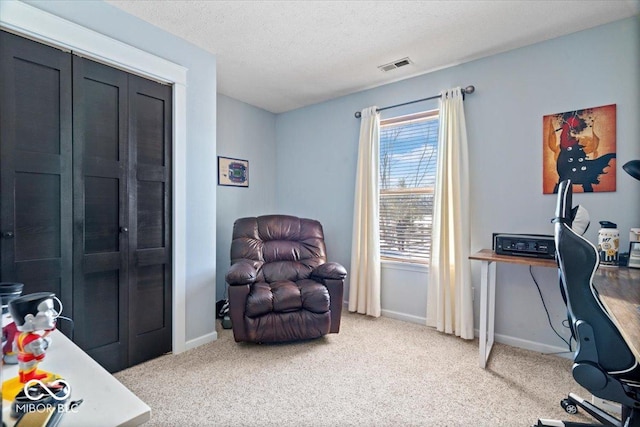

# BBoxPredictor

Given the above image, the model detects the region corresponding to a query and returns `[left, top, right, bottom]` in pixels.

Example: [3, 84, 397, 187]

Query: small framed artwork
[218, 156, 249, 187]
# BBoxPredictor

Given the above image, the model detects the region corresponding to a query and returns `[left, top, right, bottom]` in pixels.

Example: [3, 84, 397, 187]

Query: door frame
[0, 1, 193, 354]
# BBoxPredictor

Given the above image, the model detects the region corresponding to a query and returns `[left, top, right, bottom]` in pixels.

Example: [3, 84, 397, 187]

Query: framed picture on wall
[218, 156, 249, 187]
[542, 104, 617, 194]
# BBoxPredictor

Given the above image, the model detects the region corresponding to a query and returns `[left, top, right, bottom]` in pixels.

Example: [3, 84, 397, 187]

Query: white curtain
[426, 87, 474, 339]
[349, 106, 381, 317]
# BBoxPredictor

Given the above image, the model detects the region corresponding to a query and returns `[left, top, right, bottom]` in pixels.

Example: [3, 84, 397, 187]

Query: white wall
[24, 0, 218, 344]
[216, 94, 277, 300]
[275, 16, 640, 353]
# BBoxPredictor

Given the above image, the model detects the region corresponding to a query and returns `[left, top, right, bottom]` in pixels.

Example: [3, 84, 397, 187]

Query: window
[379, 110, 439, 264]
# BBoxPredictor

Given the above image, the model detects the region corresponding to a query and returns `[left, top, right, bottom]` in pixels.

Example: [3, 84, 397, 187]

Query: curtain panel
[349, 106, 381, 317]
[426, 88, 474, 339]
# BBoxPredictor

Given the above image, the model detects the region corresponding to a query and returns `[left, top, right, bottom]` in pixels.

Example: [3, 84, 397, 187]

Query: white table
[2, 328, 150, 426]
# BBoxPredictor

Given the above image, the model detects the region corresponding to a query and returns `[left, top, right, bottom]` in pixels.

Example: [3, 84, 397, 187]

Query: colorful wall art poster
[543, 104, 616, 194]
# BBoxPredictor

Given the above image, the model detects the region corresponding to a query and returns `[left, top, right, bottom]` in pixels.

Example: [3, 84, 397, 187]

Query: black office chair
[536, 179, 640, 427]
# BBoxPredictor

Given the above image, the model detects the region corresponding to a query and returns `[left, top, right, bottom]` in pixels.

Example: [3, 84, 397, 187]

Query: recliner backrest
[230, 215, 327, 283]
[555, 180, 636, 373]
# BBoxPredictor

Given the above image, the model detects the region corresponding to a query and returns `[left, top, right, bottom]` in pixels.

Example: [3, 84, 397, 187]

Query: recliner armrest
[311, 262, 347, 280]
[226, 262, 257, 286]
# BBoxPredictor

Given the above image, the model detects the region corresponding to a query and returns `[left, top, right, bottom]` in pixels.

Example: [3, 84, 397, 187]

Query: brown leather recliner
[225, 215, 346, 343]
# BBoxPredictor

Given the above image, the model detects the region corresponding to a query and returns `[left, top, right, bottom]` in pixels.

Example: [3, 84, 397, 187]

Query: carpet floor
[114, 311, 594, 426]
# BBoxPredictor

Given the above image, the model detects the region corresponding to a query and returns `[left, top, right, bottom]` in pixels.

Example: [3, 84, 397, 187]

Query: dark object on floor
[221, 316, 232, 329]
[225, 215, 346, 343]
[216, 299, 232, 329]
[535, 180, 640, 427]
[216, 299, 229, 319]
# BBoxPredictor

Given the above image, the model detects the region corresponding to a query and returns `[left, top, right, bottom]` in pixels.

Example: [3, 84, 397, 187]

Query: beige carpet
[115, 312, 593, 426]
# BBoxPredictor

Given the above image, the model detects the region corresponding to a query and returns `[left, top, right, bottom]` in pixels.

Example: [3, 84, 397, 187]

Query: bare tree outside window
[379, 111, 439, 263]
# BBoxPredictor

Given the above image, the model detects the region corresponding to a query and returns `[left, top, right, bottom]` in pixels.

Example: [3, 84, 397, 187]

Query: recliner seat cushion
[245, 310, 330, 343]
[245, 279, 330, 318]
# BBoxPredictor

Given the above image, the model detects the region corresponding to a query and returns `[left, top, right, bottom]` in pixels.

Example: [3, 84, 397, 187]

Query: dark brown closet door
[2, 32, 173, 371]
[72, 56, 129, 372]
[0, 31, 73, 328]
[128, 75, 172, 366]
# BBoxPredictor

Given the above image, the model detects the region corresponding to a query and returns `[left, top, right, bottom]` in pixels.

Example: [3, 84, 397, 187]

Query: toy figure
[9, 292, 58, 382]
[2, 292, 60, 400]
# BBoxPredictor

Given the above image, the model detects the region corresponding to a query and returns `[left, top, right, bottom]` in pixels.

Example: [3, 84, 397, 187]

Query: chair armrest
[311, 262, 347, 280]
[226, 262, 257, 286]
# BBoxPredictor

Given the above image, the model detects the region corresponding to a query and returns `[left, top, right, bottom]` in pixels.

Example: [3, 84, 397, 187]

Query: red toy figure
[8, 292, 58, 383]
[1, 281, 24, 364]
[2, 320, 19, 364]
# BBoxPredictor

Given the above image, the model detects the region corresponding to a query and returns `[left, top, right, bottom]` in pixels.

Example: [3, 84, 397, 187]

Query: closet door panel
[73, 56, 128, 373]
[0, 31, 72, 322]
[84, 176, 120, 253]
[14, 51, 64, 155]
[128, 74, 172, 366]
[137, 180, 164, 249]
[82, 270, 120, 349]
[14, 173, 61, 260]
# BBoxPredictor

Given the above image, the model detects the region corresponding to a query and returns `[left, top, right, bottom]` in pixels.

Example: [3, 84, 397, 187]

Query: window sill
[381, 260, 428, 273]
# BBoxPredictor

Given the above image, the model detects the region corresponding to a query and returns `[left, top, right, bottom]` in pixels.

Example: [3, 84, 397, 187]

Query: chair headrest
[570, 205, 590, 236]
[555, 180, 573, 223]
[553, 180, 590, 236]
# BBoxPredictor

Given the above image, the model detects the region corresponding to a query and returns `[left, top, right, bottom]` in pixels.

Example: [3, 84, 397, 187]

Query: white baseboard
[489, 331, 573, 359]
[380, 314, 571, 358]
[185, 330, 218, 351]
[342, 300, 428, 325]
[381, 309, 426, 325]
[345, 300, 572, 358]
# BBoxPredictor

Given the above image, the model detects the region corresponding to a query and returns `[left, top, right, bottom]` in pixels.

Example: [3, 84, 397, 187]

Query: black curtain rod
[354, 85, 475, 118]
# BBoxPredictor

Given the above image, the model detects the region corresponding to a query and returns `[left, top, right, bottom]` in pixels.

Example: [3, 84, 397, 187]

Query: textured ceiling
[106, 0, 640, 113]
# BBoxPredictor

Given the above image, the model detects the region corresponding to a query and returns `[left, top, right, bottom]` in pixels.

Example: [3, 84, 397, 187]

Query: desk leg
[479, 260, 496, 368]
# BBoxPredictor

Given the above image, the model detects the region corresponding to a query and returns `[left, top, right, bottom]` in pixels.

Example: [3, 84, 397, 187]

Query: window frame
[379, 109, 439, 265]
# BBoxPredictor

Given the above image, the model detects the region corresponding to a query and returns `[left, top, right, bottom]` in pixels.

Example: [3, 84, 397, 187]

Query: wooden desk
[592, 266, 640, 360]
[469, 249, 640, 368]
[2, 329, 151, 426]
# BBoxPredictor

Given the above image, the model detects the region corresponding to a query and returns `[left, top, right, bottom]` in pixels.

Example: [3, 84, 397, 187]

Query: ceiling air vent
[378, 57, 412, 72]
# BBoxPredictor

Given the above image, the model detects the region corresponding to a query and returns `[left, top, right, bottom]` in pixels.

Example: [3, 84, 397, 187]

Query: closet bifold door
[72, 56, 129, 372]
[128, 75, 172, 366]
[0, 31, 73, 332]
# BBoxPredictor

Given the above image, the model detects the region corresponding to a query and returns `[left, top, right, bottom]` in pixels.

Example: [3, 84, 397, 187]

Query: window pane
[380, 115, 438, 191]
[379, 112, 438, 263]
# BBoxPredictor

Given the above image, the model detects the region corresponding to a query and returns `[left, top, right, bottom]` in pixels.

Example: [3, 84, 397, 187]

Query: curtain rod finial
[464, 85, 475, 94]
[355, 111, 362, 118]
